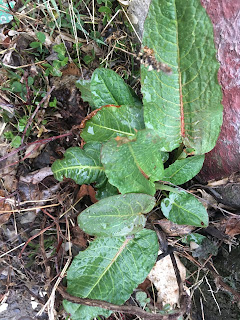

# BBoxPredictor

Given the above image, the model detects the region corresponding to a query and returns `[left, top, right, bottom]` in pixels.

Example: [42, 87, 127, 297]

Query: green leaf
[101, 129, 165, 195]
[51, 143, 106, 186]
[135, 291, 150, 307]
[17, 116, 28, 132]
[63, 300, 111, 320]
[182, 233, 206, 245]
[81, 105, 145, 143]
[11, 135, 21, 148]
[78, 193, 155, 237]
[53, 43, 66, 55]
[11, 81, 22, 93]
[141, 0, 223, 154]
[76, 79, 95, 108]
[91, 68, 142, 108]
[64, 229, 159, 320]
[98, 6, 111, 14]
[36, 31, 46, 44]
[30, 41, 41, 49]
[161, 191, 208, 227]
[162, 155, 205, 185]
[95, 180, 118, 200]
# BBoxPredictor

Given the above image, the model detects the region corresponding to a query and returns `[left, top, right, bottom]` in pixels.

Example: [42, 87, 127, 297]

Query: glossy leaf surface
[101, 129, 165, 195]
[162, 155, 205, 185]
[161, 191, 208, 227]
[78, 193, 155, 237]
[64, 229, 159, 320]
[141, 0, 223, 154]
[91, 68, 142, 108]
[81, 105, 145, 143]
[51, 143, 106, 185]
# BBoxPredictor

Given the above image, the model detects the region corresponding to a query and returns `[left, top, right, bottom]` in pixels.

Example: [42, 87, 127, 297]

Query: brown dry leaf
[0, 147, 19, 192]
[80, 41, 102, 56]
[156, 219, 195, 236]
[71, 226, 89, 249]
[76, 184, 97, 203]
[61, 62, 81, 76]
[224, 217, 240, 238]
[24, 143, 45, 159]
[19, 167, 53, 185]
[0, 190, 13, 226]
[192, 189, 217, 209]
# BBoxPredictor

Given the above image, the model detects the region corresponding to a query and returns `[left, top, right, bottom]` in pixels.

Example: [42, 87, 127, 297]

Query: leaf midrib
[173, 2, 185, 139]
[53, 165, 104, 174]
[85, 237, 132, 298]
[89, 122, 136, 136]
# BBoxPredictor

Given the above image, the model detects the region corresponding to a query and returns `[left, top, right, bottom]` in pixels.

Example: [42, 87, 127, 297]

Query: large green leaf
[101, 129, 165, 195]
[78, 193, 155, 237]
[81, 105, 145, 143]
[64, 229, 159, 320]
[141, 0, 223, 154]
[51, 143, 106, 185]
[91, 68, 142, 108]
[162, 155, 205, 185]
[161, 191, 208, 227]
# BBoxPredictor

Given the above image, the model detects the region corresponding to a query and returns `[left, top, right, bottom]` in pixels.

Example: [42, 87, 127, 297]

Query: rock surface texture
[199, 0, 240, 181]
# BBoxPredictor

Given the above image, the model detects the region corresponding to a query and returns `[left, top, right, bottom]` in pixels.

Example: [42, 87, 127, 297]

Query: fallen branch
[57, 285, 188, 320]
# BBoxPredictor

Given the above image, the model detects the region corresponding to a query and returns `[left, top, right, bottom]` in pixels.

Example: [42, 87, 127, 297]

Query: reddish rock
[199, 0, 240, 181]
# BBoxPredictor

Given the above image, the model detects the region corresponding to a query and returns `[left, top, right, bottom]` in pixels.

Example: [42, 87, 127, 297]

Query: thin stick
[0, 132, 72, 165]
[57, 285, 186, 320]
[2, 60, 46, 69]
[0, 243, 25, 258]
[0, 202, 59, 214]
[205, 276, 221, 314]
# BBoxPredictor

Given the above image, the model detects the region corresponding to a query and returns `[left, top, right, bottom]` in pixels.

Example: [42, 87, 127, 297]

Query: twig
[0, 132, 72, 166]
[180, 251, 240, 302]
[2, 60, 46, 69]
[57, 285, 188, 320]
[0, 202, 59, 214]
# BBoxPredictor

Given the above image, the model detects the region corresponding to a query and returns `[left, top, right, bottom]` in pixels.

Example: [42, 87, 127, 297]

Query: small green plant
[51, 0, 223, 319]
[43, 43, 68, 77]
[30, 31, 49, 55]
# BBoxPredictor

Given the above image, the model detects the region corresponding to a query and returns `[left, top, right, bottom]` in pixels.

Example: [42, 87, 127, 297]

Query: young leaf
[81, 105, 145, 143]
[78, 193, 155, 237]
[91, 68, 142, 108]
[182, 233, 206, 245]
[51, 143, 106, 186]
[101, 129, 165, 195]
[76, 79, 96, 108]
[162, 155, 205, 185]
[64, 229, 159, 320]
[141, 0, 223, 154]
[161, 191, 208, 227]
[36, 31, 46, 44]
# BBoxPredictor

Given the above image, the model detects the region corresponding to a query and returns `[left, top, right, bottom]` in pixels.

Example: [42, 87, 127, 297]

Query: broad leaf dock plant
[51, 0, 223, 319]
